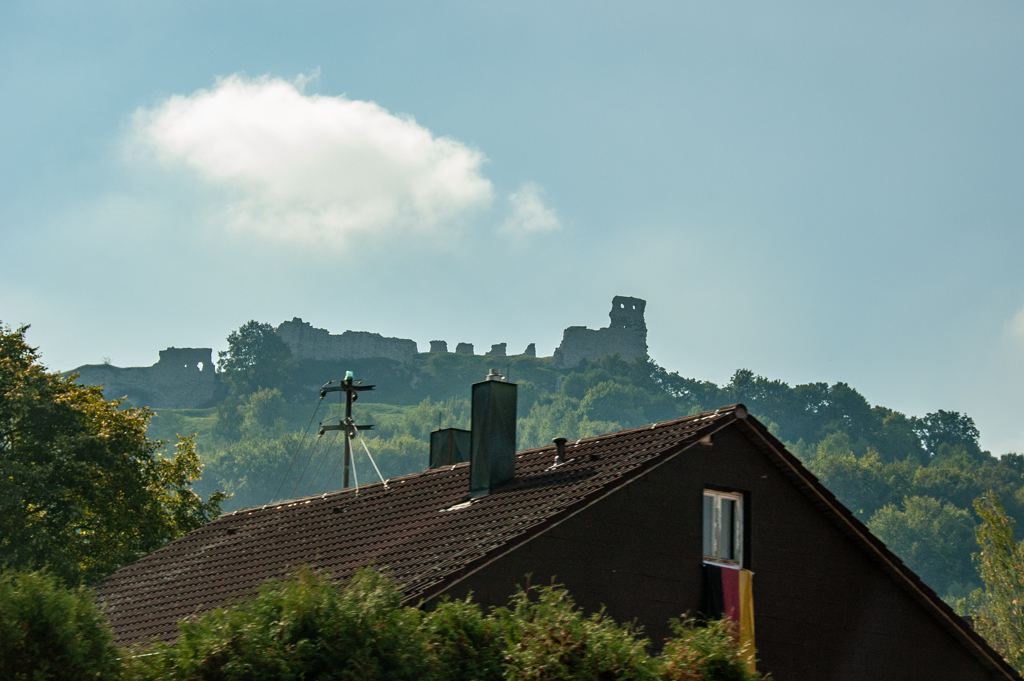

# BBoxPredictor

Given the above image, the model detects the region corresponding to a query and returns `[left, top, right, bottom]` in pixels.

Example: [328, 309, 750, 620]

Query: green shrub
[495, 581, 660, 681]
[0, 569, 121, 681]
[422, 596, 504, 681]
[660, 616, 762, 681]
[129, 567, 429, 681]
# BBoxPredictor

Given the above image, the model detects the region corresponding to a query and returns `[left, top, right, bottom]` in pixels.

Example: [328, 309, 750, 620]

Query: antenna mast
[319, 371, 375, 488]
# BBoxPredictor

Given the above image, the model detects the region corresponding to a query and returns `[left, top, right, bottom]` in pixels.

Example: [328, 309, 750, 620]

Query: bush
[422, 596, 504, 681]
[119, 567, 766, 681]
[0, 569, 121, 681]
[495, 581, 660, 681]
[660, 617, 762, 681]
[129, 567, 429, 681]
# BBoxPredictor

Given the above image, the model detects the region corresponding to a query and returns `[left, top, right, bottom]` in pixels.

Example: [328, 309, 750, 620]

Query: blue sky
[3, 1, 1024, 452]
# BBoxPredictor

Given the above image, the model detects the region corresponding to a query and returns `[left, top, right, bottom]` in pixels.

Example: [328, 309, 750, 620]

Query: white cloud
[132, 74, 494, 249]
[503, 182, 561, 233]
[1010, 305, 1024, 342]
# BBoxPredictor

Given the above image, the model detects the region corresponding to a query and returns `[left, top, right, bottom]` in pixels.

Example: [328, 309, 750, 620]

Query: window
[703, 490, 743, 565]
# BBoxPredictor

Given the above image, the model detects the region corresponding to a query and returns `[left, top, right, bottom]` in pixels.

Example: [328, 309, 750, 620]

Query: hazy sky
[3, 1, 1023, 453]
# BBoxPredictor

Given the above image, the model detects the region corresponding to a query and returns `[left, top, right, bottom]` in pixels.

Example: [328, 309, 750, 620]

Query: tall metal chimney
[469, 370, 517, 498]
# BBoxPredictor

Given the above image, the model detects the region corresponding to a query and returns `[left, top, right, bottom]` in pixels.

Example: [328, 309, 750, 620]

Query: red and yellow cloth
[702, 564, 756, 673]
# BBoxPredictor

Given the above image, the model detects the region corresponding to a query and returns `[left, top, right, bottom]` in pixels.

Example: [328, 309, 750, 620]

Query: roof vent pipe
[469, 372, 517, 498]
[553, 437, 567, 465]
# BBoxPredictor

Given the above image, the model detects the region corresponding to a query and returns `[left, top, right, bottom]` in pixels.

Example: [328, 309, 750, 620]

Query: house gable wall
[435, 425, 993, 681]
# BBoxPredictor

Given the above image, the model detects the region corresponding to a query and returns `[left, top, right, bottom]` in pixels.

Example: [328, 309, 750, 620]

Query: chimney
[553, 437, 568, 465]
[469, 370, 517, 498]
[429, 428, 471, 469]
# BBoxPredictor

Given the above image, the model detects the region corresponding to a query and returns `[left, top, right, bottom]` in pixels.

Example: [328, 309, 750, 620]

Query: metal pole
[343, 375, 353, 488]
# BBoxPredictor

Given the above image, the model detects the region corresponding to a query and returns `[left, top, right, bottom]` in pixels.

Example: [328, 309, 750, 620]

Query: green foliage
[123, 567, 761, 681]
[0, 322, 224, 584]
[803, 433, 893, 517]
[218, 321, 295, 397]
[367, 397, 471, 442]
[353, 434, 428, 481]
[660, 617, 761, 681]
[914, 410, 985, 462]
[421, 596, 505, 681]
[495, 581, 660, 681]
[197, 431, 304, 510]
[580, 380, 646, 424]
[0, 569, 121, 681]
[963, 494, 1024, 673]
[129, 567, 430, 681]
[868, 496, 977, 594]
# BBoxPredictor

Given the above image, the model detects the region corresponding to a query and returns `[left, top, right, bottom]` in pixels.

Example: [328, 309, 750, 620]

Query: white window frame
[703, 489, 744, 567]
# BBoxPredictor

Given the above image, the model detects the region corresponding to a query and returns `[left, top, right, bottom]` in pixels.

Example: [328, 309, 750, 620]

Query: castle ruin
[69, 347, 221, 409]
[551, 296, 648, 368]
[275, 318, 418, 365]
[70, 296, 648, 408]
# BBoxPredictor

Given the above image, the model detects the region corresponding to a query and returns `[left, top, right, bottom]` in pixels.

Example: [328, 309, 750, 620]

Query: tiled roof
[94, 406, 742, 648]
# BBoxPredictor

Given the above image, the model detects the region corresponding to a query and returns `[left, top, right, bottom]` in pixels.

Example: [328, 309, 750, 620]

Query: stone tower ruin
[551, 295, 648, 368]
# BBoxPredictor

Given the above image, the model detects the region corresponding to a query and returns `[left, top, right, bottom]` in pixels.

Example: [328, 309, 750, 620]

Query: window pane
[703, 494, 714, 557]
[721, 498, 735, 560]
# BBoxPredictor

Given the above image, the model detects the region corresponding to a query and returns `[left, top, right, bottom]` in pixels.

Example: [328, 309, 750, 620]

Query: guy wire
[356, 431, 388, 489]
[321, 432, 349, 494]
[271, 394, 323, 503]
[304, 428, 338, 497]
[350, 436, 359, 495]
[289, 431, 324, 500]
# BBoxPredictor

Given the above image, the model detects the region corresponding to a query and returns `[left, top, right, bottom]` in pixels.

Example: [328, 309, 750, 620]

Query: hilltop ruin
[70, 347, 221, 409]
[70, 296, 648, 408]
[276, 318, 418, 365]
[551, 296, 648, 368]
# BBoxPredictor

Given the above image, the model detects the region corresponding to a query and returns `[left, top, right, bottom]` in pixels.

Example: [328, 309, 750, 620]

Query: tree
[217, 321, 295, 397]
[963, 494, 1024, 673]
[868, 496, 976, 596]
[0, 323, 224, 584]
[580, 380, 645, 426]
[0, 569, 121, 681]
[913, 410, 984, 461]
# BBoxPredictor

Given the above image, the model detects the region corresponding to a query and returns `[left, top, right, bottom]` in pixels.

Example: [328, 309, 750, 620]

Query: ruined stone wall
[275, 318, 418, 365]
[70, 296, 647, 408]
[551, 296, 648, 368]
[70, 348, 221, 409]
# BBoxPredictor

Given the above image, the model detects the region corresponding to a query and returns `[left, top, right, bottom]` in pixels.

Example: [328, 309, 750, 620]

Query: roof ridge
[514, 404, 743, 455]
[229, 406, 744, 517]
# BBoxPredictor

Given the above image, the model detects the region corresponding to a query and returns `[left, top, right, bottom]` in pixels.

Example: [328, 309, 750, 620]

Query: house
[94, 376, 1020, 680]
